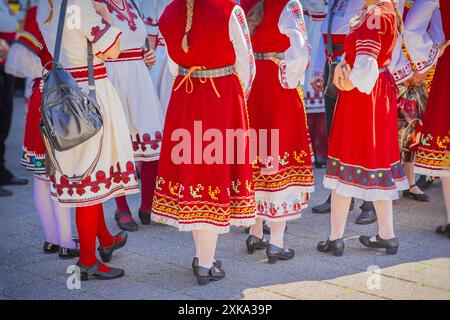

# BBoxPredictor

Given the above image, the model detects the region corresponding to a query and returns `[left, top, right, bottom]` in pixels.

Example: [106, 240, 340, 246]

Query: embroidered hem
[131, 132, 162, 162]
[415, 148, 450, 177]
[21, 148, 46, 174]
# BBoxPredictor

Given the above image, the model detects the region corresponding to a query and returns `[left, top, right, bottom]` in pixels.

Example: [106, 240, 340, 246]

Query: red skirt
[21, 78, 46, 175]
[324, 70, 409, 201]
[248, 60, 314, 222]
[151, 73, 256, 233]
[414, 51, 450, 177]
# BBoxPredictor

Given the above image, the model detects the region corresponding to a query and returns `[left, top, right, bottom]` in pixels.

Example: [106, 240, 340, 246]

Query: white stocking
[373, 200, 395, 240]
[33, 176, 59, 245]
[51, 200, 76, 249]
[330, 190, 352, 241]
[441, 177, 450, 224]
[269, 221, 286, 248]
[249, 217, 264, 239]
[192, 229, 219, 269]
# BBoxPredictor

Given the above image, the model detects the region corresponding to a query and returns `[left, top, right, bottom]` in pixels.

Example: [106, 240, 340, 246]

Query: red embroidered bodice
[242, 0, 291, 53]
[344, 1, 398, 68]
[159, 0, 238, 69]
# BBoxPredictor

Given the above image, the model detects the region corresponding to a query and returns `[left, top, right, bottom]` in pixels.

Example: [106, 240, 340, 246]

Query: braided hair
[181, 0, 194, 53]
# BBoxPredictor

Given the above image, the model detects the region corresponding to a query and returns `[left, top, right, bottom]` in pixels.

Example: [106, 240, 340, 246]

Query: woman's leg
[76, 205, 100, 267]
[95, 204, 115, 247]
[192, 229, 219, 269]
[329, 190, 352, 240]
[249, 217, 264, 239]
[139, 161, 158, 213]
[51, 200, 76, 249]
[405, 161, 425, 194]
[442, 176, 450, 224]
[33, 176, 59, 245]
[372, 200, 395, 240]
[268, 221, 286, 248]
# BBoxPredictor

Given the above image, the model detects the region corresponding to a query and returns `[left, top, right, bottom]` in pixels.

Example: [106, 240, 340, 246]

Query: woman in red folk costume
[152, 0, 256, 285]
[404, 0, 450, 238]
[38, 0, 139, 280]
[5, 3, 79, 258]
[95, 0, 164, 232]
[241, 0, 313, 263]
[318, 0, 409, 256]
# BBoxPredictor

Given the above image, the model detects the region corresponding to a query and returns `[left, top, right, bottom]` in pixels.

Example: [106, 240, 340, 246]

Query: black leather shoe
[266, 244, 295, 264]
[58, 240, 80, 259]
[115, 211, 139, 232]
[0, 170, 28, 186]
[195, 265, 225, 285]
[138, 211, 151, 225]
[403, 184, 430, 202]
[244, 221, 271, 235]
[43, 241, 60, 254]
[436, 224, 450, 239]
[192, 257, 223, 276]
[359, 235, 399, 255]
[77, 262, 124, 281]
[98, 231, 128, 263]
[416, 175, 435, 190]
[0, 186, 12, 197]
[246, 235, 269, 254]
[317, 238, 344, 257]
[355, 201, 377, 225]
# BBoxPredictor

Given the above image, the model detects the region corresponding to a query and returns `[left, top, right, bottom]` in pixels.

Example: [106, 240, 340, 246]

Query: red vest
[159, 0, 238, 69]
[440, 0, 449, 38]
[242, 0, 291, 53]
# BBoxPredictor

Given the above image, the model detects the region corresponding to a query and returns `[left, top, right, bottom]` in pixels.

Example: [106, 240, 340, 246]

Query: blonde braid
[389, 0, 404, 34]
[181, 0, 194, 53]
[44, 0, 53, 24]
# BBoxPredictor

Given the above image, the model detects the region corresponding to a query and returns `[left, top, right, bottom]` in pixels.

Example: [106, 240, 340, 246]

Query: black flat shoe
[77, 262, 124, 281]
[436, 224, 450, 238]
[317, 238, 344, 257]
[43, 241, 60, 254]
[244, 221, 271, 235]
[355, 202, 377, 225]
[0, 170, 28, 186]
[115, 211, 139, 232]
[58, 240, 80, 259]
[416, 175, 435, 190]
[266, 244, 295, 264]
[138, 211, 151, 225]
[359, 235, 399, 255]
[246, 235, 269, 254]
[195, 265, 225, 286]
[98, 231, 128, 263]
[192, 257, 223, 276]
[0, 186, 12, 197]
[403, 185, 430, 202]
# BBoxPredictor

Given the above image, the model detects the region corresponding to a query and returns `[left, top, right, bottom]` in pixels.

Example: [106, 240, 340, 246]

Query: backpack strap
[53, 0, 68, 63]
[129, 0, 151, 50]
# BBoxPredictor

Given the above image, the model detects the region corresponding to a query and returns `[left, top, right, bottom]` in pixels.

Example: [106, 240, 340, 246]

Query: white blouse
[168, 5, 256, 99]
[404, 0, 442, 74]
[277, 0, 311, 89]
[137, 0, 171, 37]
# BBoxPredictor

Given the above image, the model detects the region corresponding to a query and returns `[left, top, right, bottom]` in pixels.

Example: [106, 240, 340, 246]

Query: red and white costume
[302, 0, 326, 113]
[152, 0, 256, 233]
[324, 0, 409, 201]
[138, 0, 173, 117]
[37, 0, 139, 207]
[97, 0, 164, 162]
[404, 0, 449, 177]
[241, 0, 314, 222]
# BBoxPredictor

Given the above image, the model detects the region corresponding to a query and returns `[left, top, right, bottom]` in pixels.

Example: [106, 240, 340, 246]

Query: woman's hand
[333, 60, 346, 90]
[339, 63, 355, 91]
[0, 39, 9, 60]
[143, 48, 157, 67]
[412, 71, 427, 86]
[439, 39, 450, 58]
[92, 1, 113, 25]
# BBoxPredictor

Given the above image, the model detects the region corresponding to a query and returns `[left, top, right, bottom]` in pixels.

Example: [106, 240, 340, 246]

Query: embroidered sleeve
[389, 0, 413, 85]
[229, 5, 256, 99]
[139, 0, 159, 36]
[74, 0, 122, 56]
[278, 0, 311, 89]
[404, 0, 440, 74]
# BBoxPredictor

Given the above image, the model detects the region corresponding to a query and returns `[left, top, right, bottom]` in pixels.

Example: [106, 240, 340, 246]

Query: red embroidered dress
[405, 0, 449, 177]
[151, 0, 256, 233]
[242, 0, 314, 222]
[324, 0, 409, 201]
[38, 0, 139, 207]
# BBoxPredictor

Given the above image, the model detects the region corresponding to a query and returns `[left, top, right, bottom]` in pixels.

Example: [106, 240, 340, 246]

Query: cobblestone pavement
[0, 98, 449, 300]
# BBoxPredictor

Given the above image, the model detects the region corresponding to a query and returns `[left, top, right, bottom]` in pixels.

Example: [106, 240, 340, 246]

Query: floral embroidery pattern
[91, 19, 112, 43]
[99, 0, 138, 32]
[415, 43, 439, 72]
[132, 132, 163, 152]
